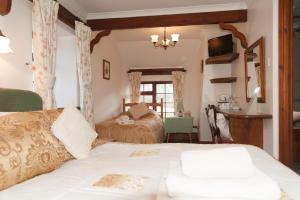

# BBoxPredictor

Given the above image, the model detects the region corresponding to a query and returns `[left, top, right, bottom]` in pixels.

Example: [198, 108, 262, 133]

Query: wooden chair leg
[188, 133, 192, 143]
[167, 133, 170, 143]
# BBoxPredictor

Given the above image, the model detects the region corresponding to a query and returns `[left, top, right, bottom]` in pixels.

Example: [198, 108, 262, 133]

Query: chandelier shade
[150, 27, 179, 50]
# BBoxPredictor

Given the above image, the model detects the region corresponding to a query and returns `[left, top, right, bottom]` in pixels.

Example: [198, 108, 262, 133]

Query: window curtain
[128, 72, 142, 103]
[171, 71, 185, 113]
[75, 21, 95, 128]
[32, 0, 59, 109]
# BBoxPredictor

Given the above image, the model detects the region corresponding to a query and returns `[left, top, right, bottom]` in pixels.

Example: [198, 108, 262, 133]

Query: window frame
[140, 81, 174, 117]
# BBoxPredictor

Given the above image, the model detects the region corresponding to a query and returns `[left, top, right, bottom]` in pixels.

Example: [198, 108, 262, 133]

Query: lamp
[150, 27, 179, 50]
[0, 29, 12, 53]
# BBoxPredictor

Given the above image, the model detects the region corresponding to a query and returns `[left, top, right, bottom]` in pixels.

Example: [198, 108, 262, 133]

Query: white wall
[91, 34, 126, 123]
[231, 0, 275, 155]
[117, 39, 204, 132]
[200, 27, 234, 141]
[55, 34, 79, 107]
[231, 23, 247, 107]
[0, 1, 79, 109]
[0, 0, 33, 90]
[54, 21, 79, 108]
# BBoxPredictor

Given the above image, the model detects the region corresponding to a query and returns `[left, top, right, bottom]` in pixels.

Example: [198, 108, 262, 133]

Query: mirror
[244, 37, 265, 103]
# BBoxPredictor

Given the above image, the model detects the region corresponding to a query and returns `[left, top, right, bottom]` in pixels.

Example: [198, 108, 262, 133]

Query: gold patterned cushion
[0, 109, 108, 190]
[0, 120, 73, 190]
[0, 109, 74, 161]
[0, 109, 63, 126]
[92, 138, 108, 149]
[128, 103, 149, 120]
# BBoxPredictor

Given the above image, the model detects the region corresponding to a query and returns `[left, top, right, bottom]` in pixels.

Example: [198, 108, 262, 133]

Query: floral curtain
[32, 0, 59, 109]
[75, 21, 95, 128]
[128, 72, 142, 103]
[172, 71, 185, 113]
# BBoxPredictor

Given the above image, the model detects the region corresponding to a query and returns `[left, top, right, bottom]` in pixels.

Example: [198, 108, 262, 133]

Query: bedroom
[0, 0, 299, 199]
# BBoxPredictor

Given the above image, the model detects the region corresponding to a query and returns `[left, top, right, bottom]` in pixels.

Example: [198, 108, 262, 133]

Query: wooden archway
[0, 0, 12, 16]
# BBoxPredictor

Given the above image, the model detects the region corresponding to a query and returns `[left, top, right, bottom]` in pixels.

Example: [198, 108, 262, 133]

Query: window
[140, 81, 174, 118]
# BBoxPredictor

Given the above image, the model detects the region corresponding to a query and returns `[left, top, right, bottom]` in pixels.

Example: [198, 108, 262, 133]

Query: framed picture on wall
[103, 59, 110, 80]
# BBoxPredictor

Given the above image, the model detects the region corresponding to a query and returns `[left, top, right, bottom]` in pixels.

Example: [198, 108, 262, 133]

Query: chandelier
[150, 27, 179, 50]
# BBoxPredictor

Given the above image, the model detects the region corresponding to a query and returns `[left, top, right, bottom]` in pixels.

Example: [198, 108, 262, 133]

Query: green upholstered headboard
[0, 88, 43, 112]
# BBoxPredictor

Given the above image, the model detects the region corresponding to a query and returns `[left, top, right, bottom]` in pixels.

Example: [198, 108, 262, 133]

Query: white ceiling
[70, 0, 243, 13]
[58, 0, 249, 20]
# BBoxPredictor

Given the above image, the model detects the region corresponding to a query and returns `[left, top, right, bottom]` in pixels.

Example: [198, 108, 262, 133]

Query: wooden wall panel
[279, 0, 294, 167]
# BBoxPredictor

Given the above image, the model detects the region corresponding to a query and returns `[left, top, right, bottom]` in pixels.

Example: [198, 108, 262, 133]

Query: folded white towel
[115, 115, 134, 125]
[166, 162, 281, 200]
[181, 147, 254, 178]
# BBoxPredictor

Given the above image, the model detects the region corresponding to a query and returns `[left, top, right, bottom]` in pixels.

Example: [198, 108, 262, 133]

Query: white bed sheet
[0, 143, 299, 200]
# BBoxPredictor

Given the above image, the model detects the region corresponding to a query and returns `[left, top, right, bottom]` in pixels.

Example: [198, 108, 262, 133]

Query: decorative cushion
[0, 109, 63, 126]
[51, 106, 97, 159]
[0, 109, 73, 162]
[128, 103, 149, 120]
[0, 120, 70, 190]
[92, 138, 109, 149]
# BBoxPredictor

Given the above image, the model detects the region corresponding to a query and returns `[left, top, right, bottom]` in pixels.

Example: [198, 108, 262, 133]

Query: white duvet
[0, 143, 299, 200]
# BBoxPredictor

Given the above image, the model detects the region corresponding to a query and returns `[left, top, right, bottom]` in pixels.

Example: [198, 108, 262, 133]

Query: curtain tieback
[47, 75, 56, 90]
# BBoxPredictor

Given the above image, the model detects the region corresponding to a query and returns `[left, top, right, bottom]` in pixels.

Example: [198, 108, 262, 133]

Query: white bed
[1, 143, 299, 200]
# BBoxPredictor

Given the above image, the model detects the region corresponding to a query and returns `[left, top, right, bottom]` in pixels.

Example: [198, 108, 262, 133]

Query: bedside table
[164, 117, 193, 143]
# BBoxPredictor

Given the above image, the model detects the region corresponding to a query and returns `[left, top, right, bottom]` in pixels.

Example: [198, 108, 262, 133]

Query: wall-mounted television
[208, 34, 234, 57]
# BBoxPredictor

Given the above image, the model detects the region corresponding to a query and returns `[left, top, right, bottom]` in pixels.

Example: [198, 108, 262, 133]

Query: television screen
[208, 34, 233, 57]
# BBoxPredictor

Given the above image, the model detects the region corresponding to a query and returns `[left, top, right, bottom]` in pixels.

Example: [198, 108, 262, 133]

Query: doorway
[279, 0, 300, 172]
[293, 0, 300, 173]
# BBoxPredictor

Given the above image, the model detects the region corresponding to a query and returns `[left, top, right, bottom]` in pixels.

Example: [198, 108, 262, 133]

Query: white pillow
[51, 106, 97, 159]
[128, 103, 149, 120]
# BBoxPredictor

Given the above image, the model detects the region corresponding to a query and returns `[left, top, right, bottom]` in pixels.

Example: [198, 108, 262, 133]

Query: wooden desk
[218, 109, 272, 148]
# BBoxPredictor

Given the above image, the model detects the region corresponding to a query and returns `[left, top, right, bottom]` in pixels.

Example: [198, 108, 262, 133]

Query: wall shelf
[205, 53, 239, 64]
[210, 77, 237, 84]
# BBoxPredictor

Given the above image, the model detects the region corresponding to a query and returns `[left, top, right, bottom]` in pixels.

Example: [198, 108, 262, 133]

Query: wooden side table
[164, 117, 194, 143]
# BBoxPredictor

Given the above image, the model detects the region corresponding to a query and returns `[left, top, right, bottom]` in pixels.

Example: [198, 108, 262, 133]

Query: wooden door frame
[279, 0, 294, 167]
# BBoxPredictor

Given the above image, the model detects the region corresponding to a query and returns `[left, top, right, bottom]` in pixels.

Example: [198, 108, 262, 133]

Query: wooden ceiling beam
[90, 30, 111, 53]
[219, 22, 248, 49]
[87, 9, 247, 31]
[127, 68, 186, 76]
